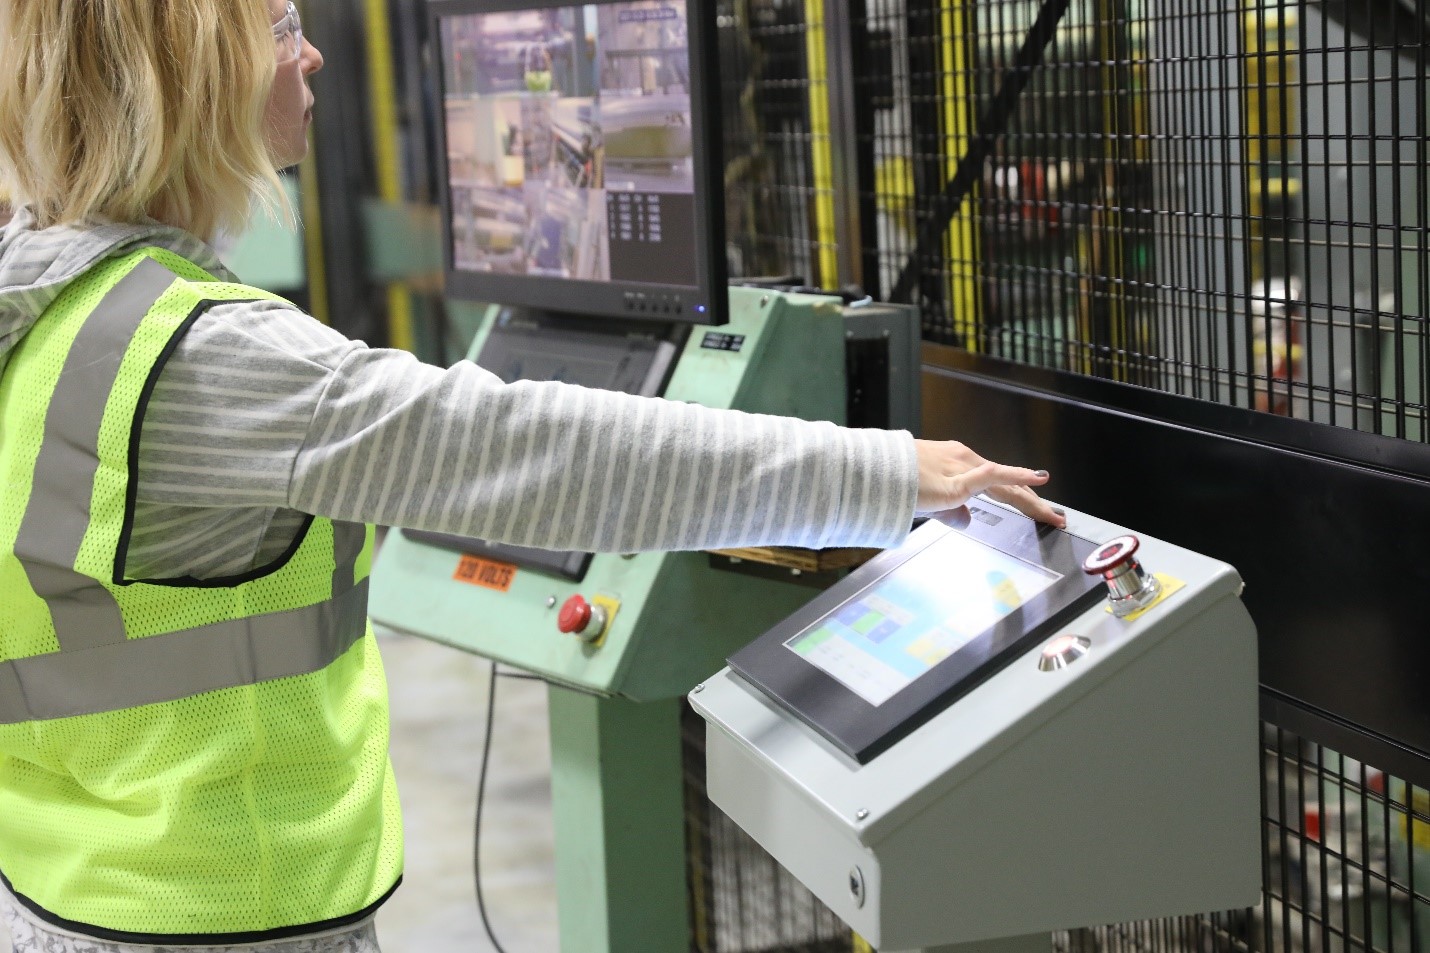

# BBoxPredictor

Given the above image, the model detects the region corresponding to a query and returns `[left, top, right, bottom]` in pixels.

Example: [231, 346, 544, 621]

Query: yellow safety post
[366, 0, 417, 352]
[297, 139, 330, 326]
[1243, 2, 1297, 284]
[1097, 0, 1128, 381]
[1243, 2, 1300, 414]
[941, 0, 981, 350]
[803, 0, 841, 287]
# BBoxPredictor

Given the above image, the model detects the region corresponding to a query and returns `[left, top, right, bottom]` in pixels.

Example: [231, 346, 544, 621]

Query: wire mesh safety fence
[718, 0, 834, 285]
[683, 702, 1430, 953]
[1254, 723, 1430, 953]
[719, 0, 1430, 437]
[1054, 914, 1260, 953]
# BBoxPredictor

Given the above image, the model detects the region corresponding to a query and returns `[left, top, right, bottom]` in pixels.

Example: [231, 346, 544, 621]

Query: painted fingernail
[1034, 469, 1049, 478]
[1052, 507, 1065, 516]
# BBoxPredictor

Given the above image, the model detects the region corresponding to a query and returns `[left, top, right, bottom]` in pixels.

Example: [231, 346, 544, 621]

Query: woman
[0, 2, 1064, 951]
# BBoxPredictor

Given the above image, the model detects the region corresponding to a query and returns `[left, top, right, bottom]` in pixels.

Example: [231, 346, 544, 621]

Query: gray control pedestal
[690, 501, 1260, 952]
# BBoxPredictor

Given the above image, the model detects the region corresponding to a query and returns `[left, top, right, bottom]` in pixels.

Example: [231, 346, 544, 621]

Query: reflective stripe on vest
[0, 583, 370, 723]
[0, 254, 368, 724]
[12, 260, 172, 652]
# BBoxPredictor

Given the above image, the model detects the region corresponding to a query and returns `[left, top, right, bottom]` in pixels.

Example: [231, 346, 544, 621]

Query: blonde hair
[0, 0, 287, 240]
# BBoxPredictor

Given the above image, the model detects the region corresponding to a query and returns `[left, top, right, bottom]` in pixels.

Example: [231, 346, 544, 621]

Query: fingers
[963, 463, 1049, 495]
[985, 483, 1067, 529]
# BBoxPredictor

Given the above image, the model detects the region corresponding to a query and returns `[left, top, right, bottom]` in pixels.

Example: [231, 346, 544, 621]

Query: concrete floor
[374, 628, 561, 953]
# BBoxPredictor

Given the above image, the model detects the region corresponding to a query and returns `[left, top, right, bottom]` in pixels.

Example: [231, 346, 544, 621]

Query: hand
[914, 439, 1066, 528]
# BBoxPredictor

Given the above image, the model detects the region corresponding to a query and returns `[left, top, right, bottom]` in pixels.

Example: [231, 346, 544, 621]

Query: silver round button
[1038, 634, 1091, 671]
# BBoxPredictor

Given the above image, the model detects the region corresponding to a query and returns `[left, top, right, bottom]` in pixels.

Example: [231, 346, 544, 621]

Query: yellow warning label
[1107, 573, 1186, 622]
[588, 594, 621, 648]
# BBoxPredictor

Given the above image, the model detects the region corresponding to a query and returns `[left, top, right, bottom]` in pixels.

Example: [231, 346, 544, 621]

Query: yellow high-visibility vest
[0, 248, 401, 942]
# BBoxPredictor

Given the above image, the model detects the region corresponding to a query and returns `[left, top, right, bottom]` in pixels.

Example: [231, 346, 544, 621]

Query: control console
[690, 498, 1260, 950]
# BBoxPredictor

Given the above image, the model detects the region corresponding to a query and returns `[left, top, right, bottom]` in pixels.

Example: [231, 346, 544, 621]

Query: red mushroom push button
[1082, 534, 1162, 618]
[558, 594, 608, 643]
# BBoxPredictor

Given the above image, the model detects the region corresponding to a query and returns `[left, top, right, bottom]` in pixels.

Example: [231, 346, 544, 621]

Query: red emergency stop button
[558, 595, 591, 633]
[558, 594, 607, 643]
[1081, 534, 1161, 617]
[1082, 535, 1140, 575]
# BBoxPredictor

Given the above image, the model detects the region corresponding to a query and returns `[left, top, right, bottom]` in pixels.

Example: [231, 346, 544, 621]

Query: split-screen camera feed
[442, 0, 698, 286]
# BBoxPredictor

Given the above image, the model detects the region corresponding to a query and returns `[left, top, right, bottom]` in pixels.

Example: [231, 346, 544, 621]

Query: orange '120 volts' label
[453, 554, 517, 593]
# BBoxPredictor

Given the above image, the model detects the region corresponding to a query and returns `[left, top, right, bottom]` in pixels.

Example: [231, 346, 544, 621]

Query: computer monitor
[431, 0, 727, 324]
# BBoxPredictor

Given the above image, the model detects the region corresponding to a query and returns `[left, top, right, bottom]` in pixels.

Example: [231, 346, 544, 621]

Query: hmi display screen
[726, 505, 1105, 763]
[435, 0, 725, 322]
[784, 531, 1063, 706]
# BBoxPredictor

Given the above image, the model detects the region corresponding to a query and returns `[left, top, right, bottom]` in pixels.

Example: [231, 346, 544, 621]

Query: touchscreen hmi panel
[726, 506, 1105, 763]
[784, 531, 1062, 706]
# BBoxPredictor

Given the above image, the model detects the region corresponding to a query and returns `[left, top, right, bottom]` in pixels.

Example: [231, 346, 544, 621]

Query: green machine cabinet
[368, 286, 919, 952]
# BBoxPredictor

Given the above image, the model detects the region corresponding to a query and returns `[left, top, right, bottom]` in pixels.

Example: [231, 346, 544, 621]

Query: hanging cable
[473, 662, 510, 953]
[471, 663, 602, 953]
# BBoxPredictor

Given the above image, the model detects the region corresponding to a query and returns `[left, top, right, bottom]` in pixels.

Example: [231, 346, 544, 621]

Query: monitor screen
[784, 531, 1063, 706]
[432, 0, 726, 323]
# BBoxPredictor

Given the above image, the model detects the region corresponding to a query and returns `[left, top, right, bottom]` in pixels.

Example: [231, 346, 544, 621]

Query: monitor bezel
[429, 0, 728, 325]
[726, 501, 1107, 764]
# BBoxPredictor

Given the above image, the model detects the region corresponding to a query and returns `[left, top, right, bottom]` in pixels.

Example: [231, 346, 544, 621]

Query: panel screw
[546, 596, 558, 608]
[848, 866, 866, 908]
[692, 683, 705, 693]
[855, 808, 869, 821]
[760, 295, 770, 306]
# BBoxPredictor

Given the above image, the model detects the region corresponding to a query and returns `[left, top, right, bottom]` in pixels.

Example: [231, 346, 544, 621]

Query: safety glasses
[273, 1, 303, 63]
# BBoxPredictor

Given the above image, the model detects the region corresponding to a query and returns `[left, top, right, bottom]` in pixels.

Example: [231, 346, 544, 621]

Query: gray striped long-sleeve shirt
[0, 213, 920, 581]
